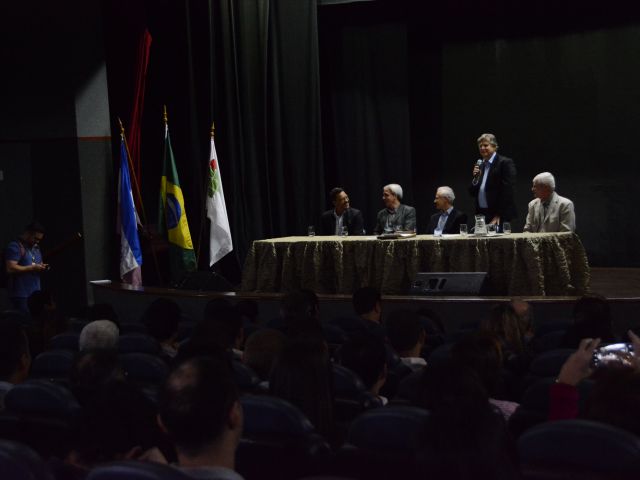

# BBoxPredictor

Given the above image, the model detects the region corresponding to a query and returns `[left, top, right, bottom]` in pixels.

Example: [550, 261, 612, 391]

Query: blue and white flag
[118, 138, 143, 286]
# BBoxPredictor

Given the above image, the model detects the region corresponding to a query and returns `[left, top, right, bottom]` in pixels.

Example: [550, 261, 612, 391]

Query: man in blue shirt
[4, 222, 48, 312]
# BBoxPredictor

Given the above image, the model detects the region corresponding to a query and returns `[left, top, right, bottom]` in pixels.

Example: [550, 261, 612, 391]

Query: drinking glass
[459, 224, 468, 236]
[487, 224, 497, 236]
[502, 222, 512, 234]
[341, 225, 348, 236]
[307, 226, 315, 237]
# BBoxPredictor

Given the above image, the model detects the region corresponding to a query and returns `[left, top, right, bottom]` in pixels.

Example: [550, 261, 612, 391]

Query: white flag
[206, 136, 233, 266]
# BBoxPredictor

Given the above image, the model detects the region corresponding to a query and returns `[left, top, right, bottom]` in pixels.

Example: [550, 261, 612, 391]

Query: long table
[240, 232, 590, 296]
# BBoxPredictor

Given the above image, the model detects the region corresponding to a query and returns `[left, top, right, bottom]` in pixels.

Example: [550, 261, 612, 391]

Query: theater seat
[0, 439, 53, 480]
[86, 460, 191, 480]
[336, 406, 429, 479]
[332, 365, 382, 426]
[4, 380, 80, 418]
[118, 333, 161, 355]
[119, 353, 169, 386]
[29, 350, 74, 381]
[47, 332, 80, 351]
[231, 360, 262, 393]
[518, 419, 640, 478]
[237, 395, 331, 480]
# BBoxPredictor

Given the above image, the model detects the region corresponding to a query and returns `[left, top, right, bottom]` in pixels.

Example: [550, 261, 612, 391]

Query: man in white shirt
[524, 172, 576, 233]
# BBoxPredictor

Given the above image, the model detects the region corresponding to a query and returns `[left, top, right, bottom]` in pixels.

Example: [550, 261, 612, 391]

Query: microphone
[472, 159, 483, 185]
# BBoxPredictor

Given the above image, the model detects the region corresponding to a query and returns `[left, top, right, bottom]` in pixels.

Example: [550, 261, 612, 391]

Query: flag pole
[196, 122, 216, 268]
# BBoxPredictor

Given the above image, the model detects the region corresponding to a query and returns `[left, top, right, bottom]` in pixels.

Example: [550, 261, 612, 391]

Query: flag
[206, 134, 233, 266]
[159, 122, 197, 283]
[118, 138, 143, 286]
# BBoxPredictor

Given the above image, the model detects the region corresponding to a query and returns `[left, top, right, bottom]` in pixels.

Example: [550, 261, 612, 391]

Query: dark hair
[329, 187, 345, 202]
[194, 301, 243, 350]
[243, 328, 286, 380]
[0, 318, 29, 381]
[352, 287, 381, 316]
[70, 380, 161, 466]
[480, 303, 525, 354]
[269, 337, 333, 437]
[25, 221, 46, 234]
[159, 356, 238, 455]
[386, 309, 424, 354]
[141, 298, 181, 342]
[236, 299, 259, 324]
[451, 332, 504, 398]
[586, 366, 640, 437]
[338, 333, 386, 390]
[280, 290, 322, 338]
[69, 349, 124, 405]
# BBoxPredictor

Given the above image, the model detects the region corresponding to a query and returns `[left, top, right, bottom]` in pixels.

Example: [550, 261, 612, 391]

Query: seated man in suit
[426, 186, 467, 235]
[319, 187, 365, 235]
[374, 183, 417, 234]
[524, 172, 575, 233]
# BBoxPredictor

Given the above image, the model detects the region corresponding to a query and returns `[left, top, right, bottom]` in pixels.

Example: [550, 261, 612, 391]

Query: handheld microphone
[472, 159, 483, 185]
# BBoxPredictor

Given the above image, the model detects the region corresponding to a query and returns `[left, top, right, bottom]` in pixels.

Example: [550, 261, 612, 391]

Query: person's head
[434, 186, 455, 212]
[386, 309, 426, 358]
[69, 349, 125, 405]
[477, 133, 498, 161]
[269, 336, 333, 436]
[236, 299, 259, 325]
[531, 172, 556, 202]
[21, 221, 45, 248]
[563, 294, 615, 348]
[195, 303, 244, 351]
[329, 187, 351, 215]
[68, 380, 161, 468]
[480, 303, 525, 355]
[451, 332, 504, 397]
[280, 290, 322, 338]
[79, 320, 119, 351]
[159, 356, 241, 464]
[352, 287, 381, 320]
[382, 184, 403, 209]
[243, 328, 286, 380]
[0, 318, 31, 384]
[339, 333, 387, 395]
[141, 298, 181, 344]
[509, 299, 534, 338]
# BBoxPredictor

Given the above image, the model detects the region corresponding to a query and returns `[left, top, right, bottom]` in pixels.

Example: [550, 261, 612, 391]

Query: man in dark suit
[319, 187, 365, 235]
[468, 133, 517, 228]
[426, 186, 467, 235]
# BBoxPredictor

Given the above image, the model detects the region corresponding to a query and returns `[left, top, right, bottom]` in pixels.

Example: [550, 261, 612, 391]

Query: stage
[89, 267, 640, 336]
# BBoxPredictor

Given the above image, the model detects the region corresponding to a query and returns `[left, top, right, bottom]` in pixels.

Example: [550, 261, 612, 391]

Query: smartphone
[592, 342, 635, 368]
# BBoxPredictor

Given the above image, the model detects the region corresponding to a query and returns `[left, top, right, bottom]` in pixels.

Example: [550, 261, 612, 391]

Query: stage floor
[589, 267, 640, 300]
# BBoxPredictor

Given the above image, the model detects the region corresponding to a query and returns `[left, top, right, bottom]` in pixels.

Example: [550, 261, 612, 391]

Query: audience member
[193, 300, 244, 358]
[345, 287, 385, 340]
[338, 333, 388, 404]
[158, 356, 243, 479]
[561, 294, 616, 348]
[78, 320, 119, 351]
[276, 289, 323, 338]
[69, 348, 125, 405]
[242, 328, 286, 383]
[0, 317, 31, 409]
[269, 336, 334, 440]
[385, 309, 426, 371]
[141, 298, 181, 359]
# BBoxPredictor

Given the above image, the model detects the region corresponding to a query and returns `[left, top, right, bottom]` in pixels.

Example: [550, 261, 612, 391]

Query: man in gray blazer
[374, 183, 416, 234]
[524, 172, 575, 233]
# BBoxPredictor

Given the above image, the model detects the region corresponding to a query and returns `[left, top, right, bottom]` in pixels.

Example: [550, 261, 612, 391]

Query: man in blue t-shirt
[4, 222, 48, 312]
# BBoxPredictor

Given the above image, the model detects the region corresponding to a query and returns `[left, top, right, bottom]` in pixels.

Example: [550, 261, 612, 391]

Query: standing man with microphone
[468, 133, 517, 229]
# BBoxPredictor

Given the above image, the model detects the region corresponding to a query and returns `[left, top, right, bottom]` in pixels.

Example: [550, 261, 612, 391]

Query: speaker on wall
[409, 272, 488, 295]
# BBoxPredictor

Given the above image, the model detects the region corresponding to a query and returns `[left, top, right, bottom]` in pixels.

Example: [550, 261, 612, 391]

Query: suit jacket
[319, 208, 365, 235]
[468, 154, 517, 221]
[426, 208, 468, 235]
[374, 204, 416, 234]
[524, 192, 575, 233]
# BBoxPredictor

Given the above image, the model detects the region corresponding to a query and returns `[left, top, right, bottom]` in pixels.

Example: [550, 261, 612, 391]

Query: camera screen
[592, 343, 635, 368]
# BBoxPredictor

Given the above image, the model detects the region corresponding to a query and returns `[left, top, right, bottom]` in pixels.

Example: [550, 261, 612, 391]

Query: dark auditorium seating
[119, 353, 169, 386]
[30, 349, 74, 381]
[118, 333, 161, 355]
[231, 359, 263, 393]
[236, 395, 331, 480]
[86, 460, 191, 480]
[332, 364, 382, 427]
[518, 419, 640, 479]
[47, 332, 80, 351]
[0, 438, 54, 480]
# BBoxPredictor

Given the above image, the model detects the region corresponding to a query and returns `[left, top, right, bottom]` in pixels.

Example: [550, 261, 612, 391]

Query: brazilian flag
[159, 124, 197, 283]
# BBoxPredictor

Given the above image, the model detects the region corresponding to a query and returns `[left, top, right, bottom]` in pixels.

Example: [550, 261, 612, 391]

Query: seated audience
[69, 348, 125, 405]
[338, 287, 385, 340]
[338, 333, 388, 404]
[480, 303, 531, 375]
[79, 320, 119, 351]
[426, 186, 467, 235]
[192, 300, 244, 359]
[269, 336, 334, 441]
[561, 294, 616, 349]
[0, 317, 31, 409]
[374, 183, 416, 234]
[242, 328, 286, 383]
[141, 298, 181, 359]
[275, 289, 323, 338]
[158, 356, 243, 478]
[385, 309, 426, 371]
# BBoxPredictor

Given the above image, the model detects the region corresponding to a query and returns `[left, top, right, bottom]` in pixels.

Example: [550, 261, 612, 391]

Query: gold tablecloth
[240, 232, 590, 295]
